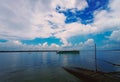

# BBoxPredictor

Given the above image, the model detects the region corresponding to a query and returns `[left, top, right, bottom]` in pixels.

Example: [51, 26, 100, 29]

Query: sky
[0, 0, 120, 50]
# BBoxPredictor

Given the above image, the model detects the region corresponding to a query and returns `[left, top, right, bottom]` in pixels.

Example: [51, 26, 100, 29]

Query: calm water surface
[0, 51, 120, 82]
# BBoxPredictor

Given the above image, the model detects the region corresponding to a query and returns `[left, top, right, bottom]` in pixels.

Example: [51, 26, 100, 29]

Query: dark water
[0, 51, 120, 82]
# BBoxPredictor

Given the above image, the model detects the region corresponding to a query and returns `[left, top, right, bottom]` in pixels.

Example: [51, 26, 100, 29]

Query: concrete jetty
[63, 67, 120, 82]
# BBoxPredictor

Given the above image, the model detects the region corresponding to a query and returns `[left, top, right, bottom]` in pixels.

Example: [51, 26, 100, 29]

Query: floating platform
[56, 50, 80, 54]
[63, 67, 120, 82]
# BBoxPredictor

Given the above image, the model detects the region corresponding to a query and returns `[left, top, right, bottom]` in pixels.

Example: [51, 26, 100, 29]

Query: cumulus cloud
[0, 0, 120, 48]
[0, 40, 60, 50]
[52, 0, 88, 10]
[91, 0, 120, 43]
[0, 39, 95, 50]
[93, 0, 120, 32]
[0, 0, 67, 40]
[0, 0, 88, 46]
[50, 43, 59, 48]
[54, 0, 120, 45]
[78, 39, 95, 50]
[100, 43, 120, 50]
[109, 30, 120, 41]
[62, 39, 95, 50]
[54, 23, 97, 45]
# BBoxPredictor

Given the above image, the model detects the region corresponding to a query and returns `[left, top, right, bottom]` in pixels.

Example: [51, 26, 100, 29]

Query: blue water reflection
[0, 51, 119, 82]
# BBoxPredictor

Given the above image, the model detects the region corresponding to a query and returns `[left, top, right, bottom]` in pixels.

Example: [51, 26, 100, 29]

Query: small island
[56, 50, 80, 54]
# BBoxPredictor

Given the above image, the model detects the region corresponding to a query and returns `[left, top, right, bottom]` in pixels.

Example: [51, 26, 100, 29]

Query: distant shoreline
[0, 49, 119, 53]
[0, 50, 58, 52]
[0, 50, 80, 53]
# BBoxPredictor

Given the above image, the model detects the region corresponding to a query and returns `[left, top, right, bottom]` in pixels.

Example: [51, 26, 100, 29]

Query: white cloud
[0, 40, 60, 50]
[0, 39, 95, 50]
[75, 0, 88, 10]
[80, 39, 95, 49]
[53, 0, 120, 45]
[84, 39, 95, 46]
[50, 43, 59, 48]
[100, 43, 120, 49]
[0, 0, 66, 40]
[0, 0, 120, 48]
[61, 38, 95, 50]
[73, 39, 95, 50]
[42, 42, 48, 48]
[92, 0, 120, 43]
[54, 23, 97, 45]
[52, 0, 88, 10]
[109, 30, 120, 41]
[93, 0, 120, 32]
[0, 0, 88, 46]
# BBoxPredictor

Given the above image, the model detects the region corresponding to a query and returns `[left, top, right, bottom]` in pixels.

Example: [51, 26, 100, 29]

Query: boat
[56, 50, 80, 54]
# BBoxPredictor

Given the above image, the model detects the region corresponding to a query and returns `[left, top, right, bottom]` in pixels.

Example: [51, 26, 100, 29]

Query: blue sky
[0, 0, 120, 50]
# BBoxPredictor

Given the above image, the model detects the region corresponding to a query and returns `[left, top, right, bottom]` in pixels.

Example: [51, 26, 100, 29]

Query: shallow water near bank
[0, 51, 120, 82]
